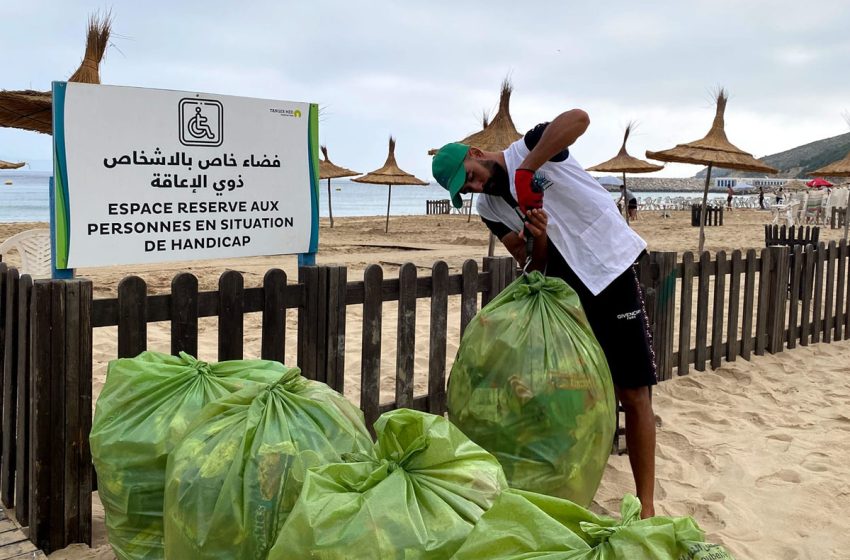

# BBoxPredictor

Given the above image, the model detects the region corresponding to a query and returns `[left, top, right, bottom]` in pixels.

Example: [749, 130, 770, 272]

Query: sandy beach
[3, 209, 848, 559]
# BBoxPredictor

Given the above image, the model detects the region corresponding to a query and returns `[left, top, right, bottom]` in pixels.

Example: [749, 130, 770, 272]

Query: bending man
[432, 109, 657, 518]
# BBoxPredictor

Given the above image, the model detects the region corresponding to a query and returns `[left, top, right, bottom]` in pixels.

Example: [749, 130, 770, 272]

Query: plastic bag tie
[179, 351, 212, 376]
[512, 271, 569, 300]
[579, 494, 641, 543]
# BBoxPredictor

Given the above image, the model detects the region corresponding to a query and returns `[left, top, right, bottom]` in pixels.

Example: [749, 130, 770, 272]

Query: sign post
[51, 81, 319, 270]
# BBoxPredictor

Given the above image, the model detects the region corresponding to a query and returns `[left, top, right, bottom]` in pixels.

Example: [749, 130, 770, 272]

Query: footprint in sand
[766, 433, 793, 442]
[702, 491, 725, 503]
[801, 453, 830, 473]
[755, 469, 802, 487]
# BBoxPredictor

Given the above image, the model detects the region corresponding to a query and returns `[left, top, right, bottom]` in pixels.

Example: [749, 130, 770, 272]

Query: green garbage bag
[451, 490, 736, 559]
[163, 368, 372, 560]
[268, 408, 508, 560]
[90, 351, 287, 560]
[447, 271, 616, 506]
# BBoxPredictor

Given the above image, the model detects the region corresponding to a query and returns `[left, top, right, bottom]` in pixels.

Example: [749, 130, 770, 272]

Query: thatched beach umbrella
[587, 123, 663, 224]
[0, 14, 111, 134]
[0, 160, 25, 170]
[319, 145, 359, 228]
[352, 136, 428, 233]
[646, 89, 778, 253]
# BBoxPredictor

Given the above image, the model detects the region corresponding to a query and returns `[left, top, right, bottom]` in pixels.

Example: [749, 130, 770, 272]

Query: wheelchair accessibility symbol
[179, 98, 223, 147]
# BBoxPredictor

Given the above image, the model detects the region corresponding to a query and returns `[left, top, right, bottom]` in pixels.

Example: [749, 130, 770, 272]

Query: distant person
[775, 187, 783, 205]
[726, 185, 734, 210]
[618, 184, 639, 220]
[758, 186, 765, 210]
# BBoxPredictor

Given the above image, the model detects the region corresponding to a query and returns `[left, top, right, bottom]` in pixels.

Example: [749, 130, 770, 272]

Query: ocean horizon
[0, 170, 732, 223]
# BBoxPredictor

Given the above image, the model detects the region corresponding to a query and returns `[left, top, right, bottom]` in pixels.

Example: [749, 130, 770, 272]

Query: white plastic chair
[0, 228, 52, 278]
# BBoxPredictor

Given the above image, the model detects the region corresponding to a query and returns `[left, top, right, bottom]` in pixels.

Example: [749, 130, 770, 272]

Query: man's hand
[515, 168, 543, 214]
[519, 209, 548, 240]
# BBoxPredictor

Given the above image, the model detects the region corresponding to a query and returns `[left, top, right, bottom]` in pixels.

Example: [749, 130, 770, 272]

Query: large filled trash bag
[451, 490, 736, 559]
[268, 408, 507, 560]
[90, 351, 287, 560]
[163, 368, 373, 560]
[447, 271, 616, 506]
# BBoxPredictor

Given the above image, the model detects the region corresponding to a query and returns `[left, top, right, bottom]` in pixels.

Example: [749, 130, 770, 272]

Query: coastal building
[715, 177, 787, 188]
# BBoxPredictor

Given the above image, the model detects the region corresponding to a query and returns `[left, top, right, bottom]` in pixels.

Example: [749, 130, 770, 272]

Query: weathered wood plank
[314, 267, 330, 385]
[14, 277, 31, 526]
[218, 271, 244, 361]
[261, 269, 287, 363]
[755, 248, 771, 355]
[766, 246, 789, 354]
[460, 260, 478, 337]
[29, 281, 52, 551]
[360, 265, 383, 433]
[325, 267, 347, 394]
[63, 282, 81, 545]
[787, 245, 802, 349]
[710, 251, 726, 369]
[800, 245, 814, 346]
[395, 263, 417, 409]
[117, 276, 147, 359]
[653, 252, 677, 381]
[77, 281, 93, 546]
[482, 257, 502, 307]
[836, 239, 846, 341]
[297, 267, 319, 378]
[694, 252, 711, 371]
[1, 270, 18, 508]
[824, 241, 836, 343]
[428, 261, 449, 416]
[741, 249, 758, 360]
[726, 250, 742, 362]
[677, 252, 694, 375]
[48, 282, 66, 552]
[170, 274, 199, 357]
[811, 243, 825, 343]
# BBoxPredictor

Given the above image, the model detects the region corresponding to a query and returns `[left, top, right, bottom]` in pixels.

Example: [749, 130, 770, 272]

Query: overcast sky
[3, 0, 850, 178]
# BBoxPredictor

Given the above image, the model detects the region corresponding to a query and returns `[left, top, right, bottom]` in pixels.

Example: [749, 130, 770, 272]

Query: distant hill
[695, 131, 850, 178]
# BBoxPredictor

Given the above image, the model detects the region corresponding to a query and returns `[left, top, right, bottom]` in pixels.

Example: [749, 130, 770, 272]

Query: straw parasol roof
[353, 136, 427, 232]
[0, 160, 25, 170]
[319, 145, 359, 229]
[319, 145, 359, 180]
[353, 137, 427, 187]
[646, 90, 777, 174]
[587, 123, 663, 225]
[808, 151, 850, 177]
[0, 14, 111, 135]
[646, 89, 778, 253]
[587, 123, 664, 174]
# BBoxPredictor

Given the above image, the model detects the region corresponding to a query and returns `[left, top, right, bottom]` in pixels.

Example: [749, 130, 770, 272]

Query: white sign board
[52, 82, 319, 269]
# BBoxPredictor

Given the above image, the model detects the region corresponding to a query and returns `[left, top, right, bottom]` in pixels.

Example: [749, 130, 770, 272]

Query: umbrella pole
[385, 184, 393, 233]
[844, 196, 849, 241]
[698, 164, 713, 254]
[467, 194, 474, 223]
[623, 172, 630, 225]
[488, 233, 496, 257]
[327, 178, 334, 228]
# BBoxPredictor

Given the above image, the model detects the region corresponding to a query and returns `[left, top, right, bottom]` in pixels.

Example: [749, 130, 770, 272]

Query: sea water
[0, 171, 732, 223]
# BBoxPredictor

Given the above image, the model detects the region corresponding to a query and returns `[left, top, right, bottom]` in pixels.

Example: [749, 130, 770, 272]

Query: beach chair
[0, 228, 52, 278]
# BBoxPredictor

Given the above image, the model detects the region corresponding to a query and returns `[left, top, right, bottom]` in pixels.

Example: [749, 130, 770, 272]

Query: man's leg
[616, 385, 656, 518]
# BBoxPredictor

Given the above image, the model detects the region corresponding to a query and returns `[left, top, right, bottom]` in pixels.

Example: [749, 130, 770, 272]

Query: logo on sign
[179, 98, 223, 147]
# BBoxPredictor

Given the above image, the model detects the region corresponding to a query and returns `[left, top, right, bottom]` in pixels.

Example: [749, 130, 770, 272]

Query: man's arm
[519, 109, 590, 171]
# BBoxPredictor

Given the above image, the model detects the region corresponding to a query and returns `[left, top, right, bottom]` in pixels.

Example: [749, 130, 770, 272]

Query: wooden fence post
[29, 279, 93, 552]
[766, 246, 789, 354]
[1, 268, 19, 509]
[644, 252, 676, 381]
[298, 265, 347, 388]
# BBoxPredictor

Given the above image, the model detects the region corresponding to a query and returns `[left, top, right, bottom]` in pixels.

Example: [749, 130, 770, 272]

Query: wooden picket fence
[425, 199, 451, 215]
[2, 242, 850, 552]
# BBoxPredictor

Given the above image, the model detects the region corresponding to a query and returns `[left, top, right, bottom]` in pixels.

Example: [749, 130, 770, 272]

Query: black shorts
[627, 198, 638, 210]
[545, 247, 657, 389]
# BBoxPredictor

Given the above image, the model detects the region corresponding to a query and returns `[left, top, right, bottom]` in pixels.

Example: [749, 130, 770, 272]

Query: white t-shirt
[477, 137, 647, 296]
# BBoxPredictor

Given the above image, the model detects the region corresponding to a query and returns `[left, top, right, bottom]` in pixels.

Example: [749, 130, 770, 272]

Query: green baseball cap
[432, 142, 469, 208]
